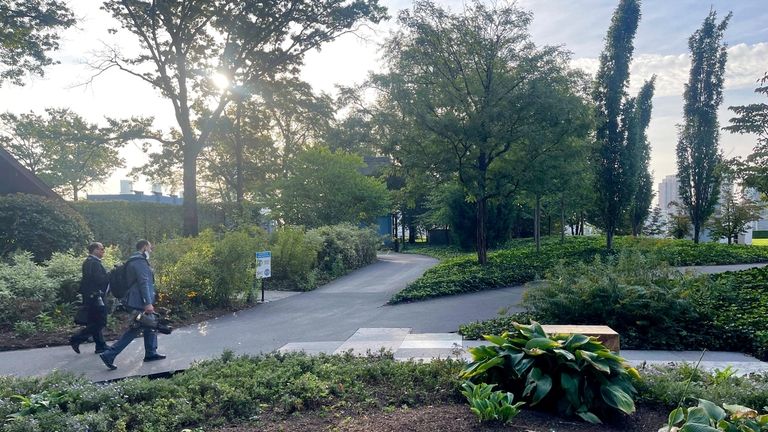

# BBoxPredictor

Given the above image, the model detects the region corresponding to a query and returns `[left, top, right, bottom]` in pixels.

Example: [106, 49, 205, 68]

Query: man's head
[88, 242, 105, 259]
[136, 239, 152, 255]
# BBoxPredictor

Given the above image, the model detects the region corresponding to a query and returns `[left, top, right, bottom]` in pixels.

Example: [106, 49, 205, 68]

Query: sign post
[255, 251, 271, 303]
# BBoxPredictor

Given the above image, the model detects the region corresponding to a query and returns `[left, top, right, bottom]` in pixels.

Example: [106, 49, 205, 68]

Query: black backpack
[108, 256, 145, 299]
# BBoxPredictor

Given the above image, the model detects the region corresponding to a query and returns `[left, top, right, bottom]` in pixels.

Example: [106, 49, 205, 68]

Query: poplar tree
[628, 77, 656, 236]
[676, 10, 731, 243]
[592, 0, 641, 249]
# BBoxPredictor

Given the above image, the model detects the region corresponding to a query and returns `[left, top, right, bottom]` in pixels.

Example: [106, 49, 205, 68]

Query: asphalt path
[1, 253, 764, 382]
[0, 252, 526, 381]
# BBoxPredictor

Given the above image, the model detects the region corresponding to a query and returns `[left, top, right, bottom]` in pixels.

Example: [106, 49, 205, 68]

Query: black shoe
[99, 353, 117, 370]
[143, 354, 167, 362]
[69, 339, 80, 354]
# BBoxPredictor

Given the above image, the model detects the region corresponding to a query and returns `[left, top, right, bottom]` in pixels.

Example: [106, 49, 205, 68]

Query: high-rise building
[657, 174, 680, 215]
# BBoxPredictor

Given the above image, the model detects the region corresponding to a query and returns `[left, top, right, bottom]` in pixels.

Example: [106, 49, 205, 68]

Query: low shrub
[0, 251, 58, 324]
[309, 224, 381, 282]
[269, 227, 321, 291]
[461, 322, 639, 424]
[663, 399, 768, 432]
[0, 193, 92, 262]
[394, 236, 768, 303]
[0, 352, 463, 432]
[460, 381, 524, 424]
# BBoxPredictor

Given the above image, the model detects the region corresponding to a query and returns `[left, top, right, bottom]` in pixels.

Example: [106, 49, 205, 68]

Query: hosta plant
[460, 381, 524, 424]
[662, 398, 768, 432]
[460, 321, 639, 423]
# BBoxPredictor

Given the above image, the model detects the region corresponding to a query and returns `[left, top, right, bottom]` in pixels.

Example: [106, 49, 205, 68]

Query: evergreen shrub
[0, 193, 92, 261]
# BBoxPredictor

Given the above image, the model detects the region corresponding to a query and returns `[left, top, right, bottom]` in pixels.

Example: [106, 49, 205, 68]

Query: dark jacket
[80, 255, 108, 298]
[124, 252, 155, 310]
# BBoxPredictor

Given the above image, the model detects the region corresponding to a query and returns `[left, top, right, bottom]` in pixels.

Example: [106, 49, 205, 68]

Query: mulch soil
[216, 403, 669, 432]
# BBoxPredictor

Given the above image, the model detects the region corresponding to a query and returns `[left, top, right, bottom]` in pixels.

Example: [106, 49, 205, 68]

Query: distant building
[88, 180, 182, 205]
[657, 174, 680, 216]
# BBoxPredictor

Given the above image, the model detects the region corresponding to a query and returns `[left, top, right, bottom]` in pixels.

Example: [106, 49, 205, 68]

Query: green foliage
[0, 251, 58, 324]
[0, 0, 75, 87]
[664, 398, 768, 432]
[71, 201, 225, 256]
[460, 322, 639, 423]
[0, 352, 462, 431]
[0, 193, 92, 261]
[460, 381, 524, 424]
[520, 250, 712, 350]
[151, 230, 263, 309]
[272, 147, 390, 228]
[13, 321, 36, 338]
[393, 236, 768, 303]
[676, 11, 731, 243]
[309, 224, 380, 281]
[269, 227, 321, 291]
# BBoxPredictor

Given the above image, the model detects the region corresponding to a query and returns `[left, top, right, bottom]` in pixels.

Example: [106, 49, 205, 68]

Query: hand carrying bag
[74, 305, 89, 325]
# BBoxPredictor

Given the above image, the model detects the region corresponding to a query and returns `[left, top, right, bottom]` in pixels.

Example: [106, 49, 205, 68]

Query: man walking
[99, 239, 166, 370]
[70, 242, 109, 354]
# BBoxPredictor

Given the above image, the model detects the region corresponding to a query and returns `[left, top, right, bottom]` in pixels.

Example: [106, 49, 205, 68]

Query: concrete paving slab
[400, 333, 462, 349]
[333, 327, 411, 355]
[278, 341, 344, 355]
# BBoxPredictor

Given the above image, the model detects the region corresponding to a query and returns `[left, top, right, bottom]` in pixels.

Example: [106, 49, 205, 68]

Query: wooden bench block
[541, 325, 620, 352]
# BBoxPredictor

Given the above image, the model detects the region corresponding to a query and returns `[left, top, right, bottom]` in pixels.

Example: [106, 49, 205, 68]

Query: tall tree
[628, 77, 656, 236]
[707, 184, 762, 245]
[378, 0, 588, 264]
[676, 10, 731, 243]
[271, 147, 390, 228]
[0, 108, 155, 200]
[0, 0, 75, 87]
[592, 0, 641, 250]
[98, 0, 386, 236]
[725, 72, 768, 195]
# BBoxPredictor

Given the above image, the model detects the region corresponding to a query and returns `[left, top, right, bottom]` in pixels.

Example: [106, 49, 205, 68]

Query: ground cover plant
[3, 351, 768, 431]
[459, 251, 768, 360]
[393, 236, 768, 303]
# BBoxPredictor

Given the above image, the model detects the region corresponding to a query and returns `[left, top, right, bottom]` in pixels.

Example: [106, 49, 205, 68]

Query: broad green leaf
[529, 321, 547, 338]
[560, 371, 580, 408]
[483, 334, 508, 346]
[462, 357, 504, 378]
[576, 410, 602, 424]
[686, 406, 715, 425]
[525, 337, 560, 350]
[564, 334, 590, 349]
[552, 348, 576, 361]
[527, 367, 553, 405]
[722, 403, 757, 419]
[600, 385, 636, 414]
[577, 350, 611, 373]
[668, 407, 686, 425]
[697, 399, 726, 422]
[678, 424, 720, 432]
[522, 347, 546, 356]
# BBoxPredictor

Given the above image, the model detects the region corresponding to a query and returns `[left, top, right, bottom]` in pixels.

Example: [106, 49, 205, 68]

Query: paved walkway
[0, 254, 765, 382]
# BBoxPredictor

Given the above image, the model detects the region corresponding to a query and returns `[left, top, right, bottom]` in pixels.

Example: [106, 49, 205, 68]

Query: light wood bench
[541, 325, 620, 352]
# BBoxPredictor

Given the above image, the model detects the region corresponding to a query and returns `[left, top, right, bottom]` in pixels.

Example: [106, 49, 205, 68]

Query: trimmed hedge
[0, 193, 92, 262]
[393, 236, 768, 303]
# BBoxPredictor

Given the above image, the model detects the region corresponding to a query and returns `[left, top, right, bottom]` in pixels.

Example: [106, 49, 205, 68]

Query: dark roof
[0, 145, 61, 200]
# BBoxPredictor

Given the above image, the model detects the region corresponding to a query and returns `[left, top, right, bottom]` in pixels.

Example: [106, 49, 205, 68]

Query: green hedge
[70, 201, 228, 255]
[392, 236, 768, 303]
[0, 193, 92, 262]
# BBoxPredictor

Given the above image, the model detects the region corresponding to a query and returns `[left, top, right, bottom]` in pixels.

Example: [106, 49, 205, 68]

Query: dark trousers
[70, 296, 108, 351]
[100, 309, 158, 363]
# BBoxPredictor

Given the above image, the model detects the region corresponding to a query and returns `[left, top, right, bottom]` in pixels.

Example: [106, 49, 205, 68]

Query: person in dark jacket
[70, 242, 109, 354]
[99, 239, 166, 370]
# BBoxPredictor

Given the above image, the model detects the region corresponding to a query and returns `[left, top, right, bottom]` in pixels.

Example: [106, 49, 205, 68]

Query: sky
[0, 0, 766, 205]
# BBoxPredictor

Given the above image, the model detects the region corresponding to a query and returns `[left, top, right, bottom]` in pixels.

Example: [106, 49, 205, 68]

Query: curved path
[0, 253, 526, 381]
[0, 254, 763, 382]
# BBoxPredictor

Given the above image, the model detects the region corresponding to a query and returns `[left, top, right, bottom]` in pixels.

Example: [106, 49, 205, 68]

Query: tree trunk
[606, 224, 614, 250]
[234, 100, 244, 214]
[534, 194, 541, 253]
[393, 212, 399, 252]
[72, 186, 79, 201]
[476, 198, 488, 265]
[693, 224, 700, 243]
[408, 223, 416, 243]
[182, 149, 199, 236]
[560, 194, 566, 244]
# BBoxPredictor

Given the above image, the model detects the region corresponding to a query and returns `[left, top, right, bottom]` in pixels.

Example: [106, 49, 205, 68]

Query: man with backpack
[99, 239, 166, 370]
[69, 242, 109, 354]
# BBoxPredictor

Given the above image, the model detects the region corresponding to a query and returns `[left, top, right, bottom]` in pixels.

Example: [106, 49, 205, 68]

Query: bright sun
[211, 72, 230, 90]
